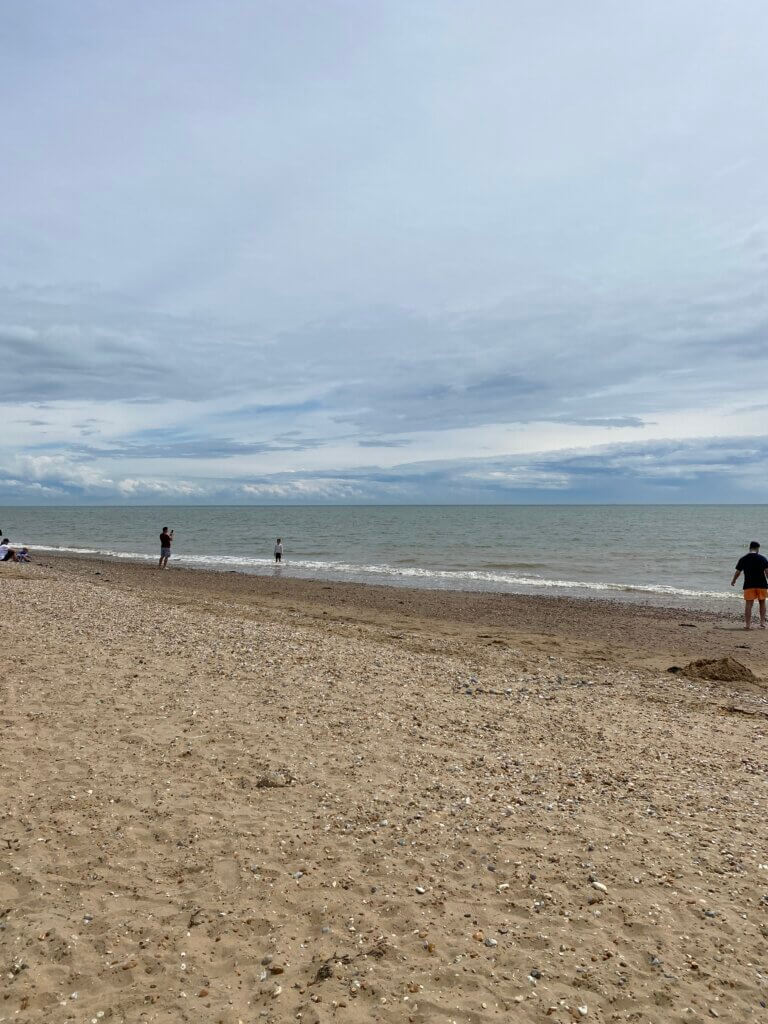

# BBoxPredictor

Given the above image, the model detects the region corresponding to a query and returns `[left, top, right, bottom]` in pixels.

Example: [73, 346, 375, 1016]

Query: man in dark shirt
[159, 527, 174, 569]
[731, 540, 768, 629]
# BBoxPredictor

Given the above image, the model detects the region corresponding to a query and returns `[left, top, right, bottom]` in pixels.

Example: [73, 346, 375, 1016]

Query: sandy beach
[1, 555, 767, 1023]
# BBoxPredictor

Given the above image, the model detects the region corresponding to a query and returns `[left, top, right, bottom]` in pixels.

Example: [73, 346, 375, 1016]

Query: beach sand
[1, 556, 767, 1023]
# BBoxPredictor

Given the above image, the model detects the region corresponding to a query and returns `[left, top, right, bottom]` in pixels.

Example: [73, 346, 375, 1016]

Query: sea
[1, 504, 764, 609]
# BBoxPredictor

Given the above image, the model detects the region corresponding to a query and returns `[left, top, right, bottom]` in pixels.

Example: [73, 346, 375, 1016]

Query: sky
[2, 0, 768, 504]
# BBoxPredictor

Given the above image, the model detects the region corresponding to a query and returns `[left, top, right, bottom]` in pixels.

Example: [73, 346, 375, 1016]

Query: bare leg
[759, 599, 766, 628]
[744, 599, 754, 629]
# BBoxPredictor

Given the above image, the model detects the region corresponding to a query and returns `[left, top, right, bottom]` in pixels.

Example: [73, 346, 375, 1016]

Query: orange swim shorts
[743, 588, 768, 601]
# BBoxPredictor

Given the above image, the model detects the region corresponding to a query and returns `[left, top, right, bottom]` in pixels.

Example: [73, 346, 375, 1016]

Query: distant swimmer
[731, 540, 768, 630]
[274, 538, 283, 563]
[159, 526, 174, 569]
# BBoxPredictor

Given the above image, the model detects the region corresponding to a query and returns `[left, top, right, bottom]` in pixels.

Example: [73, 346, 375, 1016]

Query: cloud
[3, 434, 764, 504]
[116, 478, 210, 498]
[61, 436, 326, 459]
[10, 453, 115, 492]
[357, 438, 413, 448]
[552, 416, 647, 429]
[239, 479, 369, 500]
[233, 435, 768, 503]
[3, 4, 768, 502]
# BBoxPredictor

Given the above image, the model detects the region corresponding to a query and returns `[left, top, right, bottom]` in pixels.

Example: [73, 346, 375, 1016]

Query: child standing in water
[274, 538, 283, 563]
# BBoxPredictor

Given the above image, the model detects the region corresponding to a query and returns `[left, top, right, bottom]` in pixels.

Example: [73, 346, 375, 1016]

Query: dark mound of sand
[681, 657, 757, 683]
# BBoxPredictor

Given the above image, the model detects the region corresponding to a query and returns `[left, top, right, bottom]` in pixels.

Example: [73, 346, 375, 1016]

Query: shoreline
[30, 550, 766, 675]
[25, 543, 739, 609]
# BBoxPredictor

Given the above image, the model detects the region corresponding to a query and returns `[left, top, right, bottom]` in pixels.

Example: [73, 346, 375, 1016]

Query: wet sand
[1, 556, 767, 1023]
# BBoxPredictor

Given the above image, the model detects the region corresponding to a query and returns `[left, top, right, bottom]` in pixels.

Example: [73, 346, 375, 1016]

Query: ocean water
[1, 504, 764, 608]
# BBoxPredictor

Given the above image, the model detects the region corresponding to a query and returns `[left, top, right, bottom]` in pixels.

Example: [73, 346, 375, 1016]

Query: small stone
[415, 886, 426, 894]
[578, 1006, 588, 1017]
[484, 937, 498, 947]
[198, 989, 209, 997]
[591, 882, 608, 893]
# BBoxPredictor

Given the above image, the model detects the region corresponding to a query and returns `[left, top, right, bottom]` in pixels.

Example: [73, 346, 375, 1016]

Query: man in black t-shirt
[159, 527, 174, 569]
[731, 540, 768, 629]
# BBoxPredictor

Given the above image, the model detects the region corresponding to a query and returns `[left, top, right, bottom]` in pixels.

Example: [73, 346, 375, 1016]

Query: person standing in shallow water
[159, 526, 174, 569]
[274, 538, 283, 563]
[731, 540, 768, 630]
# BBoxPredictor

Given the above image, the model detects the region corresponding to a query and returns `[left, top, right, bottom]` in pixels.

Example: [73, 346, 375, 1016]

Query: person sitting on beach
[731, 540, 768, 630]
[274, 538, 283, 563]
[17, 547, 30, 563]
[0, 539, 18, 562]
[159, 527, 174, 569]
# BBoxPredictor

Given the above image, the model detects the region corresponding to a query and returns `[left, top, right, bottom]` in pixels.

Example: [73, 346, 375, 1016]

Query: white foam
[32, 543, 735, 601]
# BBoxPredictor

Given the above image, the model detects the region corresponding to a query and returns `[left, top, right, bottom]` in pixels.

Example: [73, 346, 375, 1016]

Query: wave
[30, 543, 735, 602]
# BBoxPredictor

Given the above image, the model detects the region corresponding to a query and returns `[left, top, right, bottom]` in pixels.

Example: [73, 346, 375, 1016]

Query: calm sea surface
[1, 505, 765, 608]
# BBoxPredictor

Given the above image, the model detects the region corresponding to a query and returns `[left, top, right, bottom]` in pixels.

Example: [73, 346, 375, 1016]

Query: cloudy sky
[2, 0, 768, 504]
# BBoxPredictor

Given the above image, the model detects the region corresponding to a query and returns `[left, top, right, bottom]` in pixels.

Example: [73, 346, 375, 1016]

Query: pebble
[8, 564, 768, 1023]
